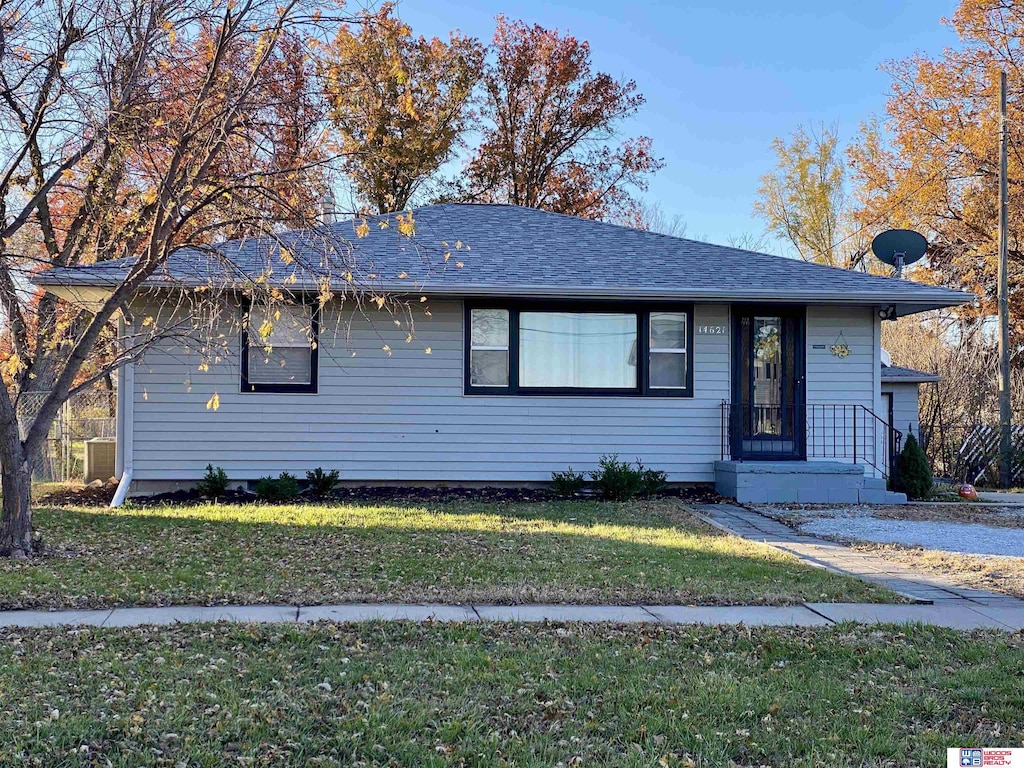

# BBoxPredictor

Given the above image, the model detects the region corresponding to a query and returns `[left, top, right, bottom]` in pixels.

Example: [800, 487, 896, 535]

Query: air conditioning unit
[84, 438, 116, 484]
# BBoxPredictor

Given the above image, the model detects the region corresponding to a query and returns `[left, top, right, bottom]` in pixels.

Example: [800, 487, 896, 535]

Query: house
[35, 204, 971, 505]
[881, 361, 940, 447]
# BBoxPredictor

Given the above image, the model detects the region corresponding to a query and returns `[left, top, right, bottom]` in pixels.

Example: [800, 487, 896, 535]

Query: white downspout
[110, 323, 134, 508]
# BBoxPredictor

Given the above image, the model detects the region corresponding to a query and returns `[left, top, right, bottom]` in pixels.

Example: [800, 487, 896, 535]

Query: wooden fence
[928, 424, 1024, 486]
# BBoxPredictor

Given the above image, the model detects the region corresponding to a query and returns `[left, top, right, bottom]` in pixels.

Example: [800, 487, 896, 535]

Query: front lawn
[0, 499, 893, 609]
[1, 621, 1019, 766]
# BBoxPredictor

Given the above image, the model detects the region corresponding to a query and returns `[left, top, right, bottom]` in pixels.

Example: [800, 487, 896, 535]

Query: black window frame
[240, 299, 320, 394]
[463, 300, 694, 397]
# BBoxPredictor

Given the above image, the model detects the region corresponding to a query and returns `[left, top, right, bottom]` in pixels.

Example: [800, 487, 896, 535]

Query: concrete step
[858, 488, 907, 504]
[716, 460, 867, 504]
[715, 461, 907, 505]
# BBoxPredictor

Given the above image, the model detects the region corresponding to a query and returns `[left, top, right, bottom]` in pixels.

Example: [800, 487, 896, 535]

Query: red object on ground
[958, 483, 979, 501]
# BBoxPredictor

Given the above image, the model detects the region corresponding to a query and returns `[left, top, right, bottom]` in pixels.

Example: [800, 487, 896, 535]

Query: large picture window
[464, 302, 693, 396]
[241, 303, 318, 393]
[520, 312, 637, 388]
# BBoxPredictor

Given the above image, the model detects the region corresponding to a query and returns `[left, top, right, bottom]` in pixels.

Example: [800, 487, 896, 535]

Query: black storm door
[732, 309, 806, 460]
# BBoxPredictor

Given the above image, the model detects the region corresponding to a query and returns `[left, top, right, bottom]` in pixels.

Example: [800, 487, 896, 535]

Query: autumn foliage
[322, 4, 484, 214]
[464, 17, 662, 221]
[0, 0, 340, 554]
[850, 0, 1024, 340]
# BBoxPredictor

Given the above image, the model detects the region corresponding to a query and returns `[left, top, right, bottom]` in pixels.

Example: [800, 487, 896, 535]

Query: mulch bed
[36, 483, 119, 507]
[37, 483, 723, 508]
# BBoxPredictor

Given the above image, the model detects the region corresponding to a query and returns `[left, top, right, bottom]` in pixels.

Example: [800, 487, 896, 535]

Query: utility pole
[998, 70, 1012, 489]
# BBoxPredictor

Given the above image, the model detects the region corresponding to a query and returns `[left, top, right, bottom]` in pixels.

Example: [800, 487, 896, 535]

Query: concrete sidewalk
[0, 600, 1022, 630]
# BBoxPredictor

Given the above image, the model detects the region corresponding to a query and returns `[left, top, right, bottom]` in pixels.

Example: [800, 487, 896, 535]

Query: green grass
[0, 621, 1019, 766]
[0, 499, 895, 609]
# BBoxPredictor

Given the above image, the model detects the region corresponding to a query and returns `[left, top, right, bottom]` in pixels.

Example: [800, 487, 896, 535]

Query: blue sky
[395, 0, 961, 247]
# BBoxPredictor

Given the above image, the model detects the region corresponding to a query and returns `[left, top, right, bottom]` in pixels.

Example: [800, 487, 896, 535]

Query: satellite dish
[871, 229, 928, 277]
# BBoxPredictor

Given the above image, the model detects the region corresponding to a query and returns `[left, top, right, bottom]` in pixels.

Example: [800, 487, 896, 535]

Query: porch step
[858, 488, 908, 504]
[714, 460, 906, 506]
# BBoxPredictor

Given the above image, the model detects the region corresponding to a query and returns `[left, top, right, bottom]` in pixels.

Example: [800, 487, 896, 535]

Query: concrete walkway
[0, 599, 1023, 630]
[693, 503, 1024, 608]
[978, 491, 1024, 506]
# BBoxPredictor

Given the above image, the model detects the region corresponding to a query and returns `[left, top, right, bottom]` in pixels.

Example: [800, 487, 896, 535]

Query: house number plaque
[696, 325, 727, 335]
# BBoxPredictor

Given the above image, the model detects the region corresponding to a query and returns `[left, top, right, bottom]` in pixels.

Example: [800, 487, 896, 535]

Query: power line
[827, 150, 978, 259]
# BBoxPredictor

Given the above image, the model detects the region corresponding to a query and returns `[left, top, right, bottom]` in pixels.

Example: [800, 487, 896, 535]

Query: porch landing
[714, 460, 907, 505]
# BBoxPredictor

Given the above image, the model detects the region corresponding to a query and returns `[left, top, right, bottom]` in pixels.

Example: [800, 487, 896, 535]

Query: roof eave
[34, 276, 974, 313]
[881, 373, 942, 383]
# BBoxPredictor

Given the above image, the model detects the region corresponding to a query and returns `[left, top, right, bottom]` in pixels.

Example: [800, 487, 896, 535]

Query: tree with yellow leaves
[322, 4, 484, 214]
[754, 123, 872, 269]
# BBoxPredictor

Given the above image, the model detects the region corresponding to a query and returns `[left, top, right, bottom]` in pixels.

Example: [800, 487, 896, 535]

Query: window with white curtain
[519, 312, 637, 388]
[465, 304, 693, 396]
[243, 303, 317, 393]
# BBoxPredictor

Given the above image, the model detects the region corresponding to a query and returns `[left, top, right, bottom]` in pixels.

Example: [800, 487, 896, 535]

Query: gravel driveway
[752, 505, 1024, 559]
[800, 513, 1024, 558]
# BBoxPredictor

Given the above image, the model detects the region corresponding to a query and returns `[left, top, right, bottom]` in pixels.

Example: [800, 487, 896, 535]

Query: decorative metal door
[732, 310, 805, 460]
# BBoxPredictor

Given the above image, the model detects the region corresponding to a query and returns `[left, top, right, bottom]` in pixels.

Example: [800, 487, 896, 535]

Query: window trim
[648, 310, 690, 391]
[240, 299, 320, 394]
[463, 300, 694, 397]
[468, 308, 511, 388]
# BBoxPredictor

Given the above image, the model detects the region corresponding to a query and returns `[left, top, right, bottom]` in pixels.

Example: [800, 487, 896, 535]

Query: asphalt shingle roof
[881, 363, 941, 383]
[34, 203, 972, 314]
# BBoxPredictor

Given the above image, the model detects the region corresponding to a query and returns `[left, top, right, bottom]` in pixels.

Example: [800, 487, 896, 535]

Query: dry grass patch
[871, 503, 1024, 529]
[857, 543, 1024, 600]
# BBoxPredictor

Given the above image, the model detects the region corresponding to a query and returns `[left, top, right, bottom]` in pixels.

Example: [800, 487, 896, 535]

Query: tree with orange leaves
[322, 4, 484, 213]
[463, 16, 662, 221]
[849, 0, 1024, 340]
[0, 0, 350, 556]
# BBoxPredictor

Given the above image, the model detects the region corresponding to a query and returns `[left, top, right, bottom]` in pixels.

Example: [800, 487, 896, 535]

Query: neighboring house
[881, 362, 940, 446]
[35, 204, 971, 504]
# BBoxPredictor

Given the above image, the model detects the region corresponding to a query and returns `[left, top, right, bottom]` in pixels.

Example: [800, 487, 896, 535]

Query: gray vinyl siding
[128, 299, 881, 483]
[130, 300, 731, 483]
[804, 306, 884, 473]
[883, 382, 922, 442]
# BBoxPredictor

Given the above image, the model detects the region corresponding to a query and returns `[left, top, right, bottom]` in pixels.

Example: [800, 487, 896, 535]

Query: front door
[731, 309, 805, 459]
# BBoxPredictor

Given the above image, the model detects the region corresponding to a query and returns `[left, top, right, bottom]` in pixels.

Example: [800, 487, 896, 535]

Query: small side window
[242, 303, 318, 393]
[469, 308, 509, 387]
[649, 312, 688, 390]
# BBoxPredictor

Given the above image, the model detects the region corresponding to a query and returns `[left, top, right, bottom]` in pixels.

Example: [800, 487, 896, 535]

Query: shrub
[305, 467, 340, 497]
[894, 433, 933, 500]
[551, 468, 586, 498]
[254, 472, 300, 502]
[636, 461, 668, 497]
[590, 454, 640, 501]
[196, 464, 230, 498]
[589, 456, 669, 501]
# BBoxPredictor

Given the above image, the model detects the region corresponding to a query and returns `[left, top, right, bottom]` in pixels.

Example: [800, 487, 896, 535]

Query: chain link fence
[16, 389, 117, 483]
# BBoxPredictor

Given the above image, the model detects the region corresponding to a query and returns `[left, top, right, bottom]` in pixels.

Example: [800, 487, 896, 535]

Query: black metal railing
[720, 401, 903, 479]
